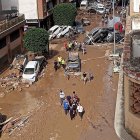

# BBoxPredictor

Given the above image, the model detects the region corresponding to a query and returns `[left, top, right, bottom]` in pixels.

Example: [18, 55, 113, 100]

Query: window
[24, 68, 34, 74]
[133, 38, 140, 58]
[0, 37, 6, 49]
[133, 0, 140, 12]
[10, 29, 20, 42]
[47, 1, 53, 11]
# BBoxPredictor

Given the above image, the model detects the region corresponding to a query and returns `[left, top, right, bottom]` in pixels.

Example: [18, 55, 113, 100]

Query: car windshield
[78, 26, 83, 30]
[97, 8, 104, 10]
[24, 68, 34, 74]
[68, 62, 79, 68]
[81, 4, 86, 7]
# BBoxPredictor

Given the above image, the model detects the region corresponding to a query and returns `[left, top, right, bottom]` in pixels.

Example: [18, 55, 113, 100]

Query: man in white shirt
[59, 90, 65, 105]
[77, 103, 84, 120]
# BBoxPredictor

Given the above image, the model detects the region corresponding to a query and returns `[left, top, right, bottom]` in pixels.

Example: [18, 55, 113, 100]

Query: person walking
[77, 103, 84, 121]
[72, 102, 77, 117]
[63, 98, 70, 115]
[54, 60, 58, 72]
[68, 42, 72, 51]
[59, 89, 65, 105]
[64, 41, 68, 51]
[82, 72, 87, 84]
[101, 15, 104, 26]
[66, 95, 72, 106]
[69, 106, 74, 120]
[74, 40, 78, 50]
[82, 43, 86, 55]
[88, 71, 94, 82]
[78, 42, 82, 52]
[72, 91, 80, 103]
[61, 59, 66, 69]
[57, 56, 62, 66]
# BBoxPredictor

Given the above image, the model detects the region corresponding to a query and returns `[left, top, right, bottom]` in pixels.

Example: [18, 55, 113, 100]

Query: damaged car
[84, 27, 123, 45]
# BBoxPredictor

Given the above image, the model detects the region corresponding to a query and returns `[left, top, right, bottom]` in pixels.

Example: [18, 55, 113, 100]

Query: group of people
[63, 40, 86, 55]
[81, 72, 94, 84]
[54, 56, 66, 72]
[59, 90, 85, 120]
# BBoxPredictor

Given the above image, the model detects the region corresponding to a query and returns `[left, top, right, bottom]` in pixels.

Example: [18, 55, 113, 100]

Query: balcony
[0, 14, 25, 34]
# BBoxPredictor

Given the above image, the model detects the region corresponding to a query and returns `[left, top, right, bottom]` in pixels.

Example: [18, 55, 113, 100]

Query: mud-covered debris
[2, 115, 31, 136]
[0, 92, 5, 98]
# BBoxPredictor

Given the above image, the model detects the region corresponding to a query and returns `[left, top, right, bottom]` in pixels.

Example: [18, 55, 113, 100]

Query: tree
[24, 28, 49, 53]
[53, 3, 77, 26]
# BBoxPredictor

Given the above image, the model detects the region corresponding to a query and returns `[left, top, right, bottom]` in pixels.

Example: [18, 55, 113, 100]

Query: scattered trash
[2, 114, 31, 136]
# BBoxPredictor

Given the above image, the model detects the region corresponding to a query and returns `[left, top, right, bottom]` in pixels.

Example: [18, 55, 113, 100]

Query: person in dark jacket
[54, 60, 58, 72]
[69, 106, 74, 120]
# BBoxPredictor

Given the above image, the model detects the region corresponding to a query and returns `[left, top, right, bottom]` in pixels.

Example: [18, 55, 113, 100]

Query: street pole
[113, 0, 116, 54]
[121, 0, 123, 20]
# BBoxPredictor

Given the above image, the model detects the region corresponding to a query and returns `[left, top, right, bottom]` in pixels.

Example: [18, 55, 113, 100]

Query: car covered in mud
[65, 52, 81, 74]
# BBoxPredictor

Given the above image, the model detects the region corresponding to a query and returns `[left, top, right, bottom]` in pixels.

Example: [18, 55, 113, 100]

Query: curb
[114, 54, 135, 140]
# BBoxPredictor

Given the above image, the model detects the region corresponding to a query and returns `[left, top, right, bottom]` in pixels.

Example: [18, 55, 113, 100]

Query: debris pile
[0, 73, 29, 95]
[1, 114, 31, 136]
[10, 54, 28, 70]
[0, 55, 46, 96]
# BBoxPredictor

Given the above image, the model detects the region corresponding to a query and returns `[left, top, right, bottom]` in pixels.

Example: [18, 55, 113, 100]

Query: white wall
[1, 0, 38, 20]
[132, 18, 140, 30]
[133, 0, 140, 12]
[1, 0, 18, 10]
[18, 0, 38, 20]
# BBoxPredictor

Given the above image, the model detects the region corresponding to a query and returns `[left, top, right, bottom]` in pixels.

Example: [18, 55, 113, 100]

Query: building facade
[0, 0, 58, 30]
[0, 13, 25, 71]
[123, 0, 140, 139]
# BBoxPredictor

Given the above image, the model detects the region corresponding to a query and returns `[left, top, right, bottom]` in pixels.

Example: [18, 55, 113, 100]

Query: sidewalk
[114, 55, 135, 140]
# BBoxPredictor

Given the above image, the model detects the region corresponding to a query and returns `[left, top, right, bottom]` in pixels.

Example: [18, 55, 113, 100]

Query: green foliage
[24, 28, 49, 53]
[53, 3, 77, 26]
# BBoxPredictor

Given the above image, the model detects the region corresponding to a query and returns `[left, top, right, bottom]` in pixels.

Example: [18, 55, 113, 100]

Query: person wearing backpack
[63, 99, 70, 115]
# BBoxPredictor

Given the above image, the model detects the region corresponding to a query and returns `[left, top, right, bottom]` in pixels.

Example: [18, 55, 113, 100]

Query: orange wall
[0, 46, 8, 58]
[0, 28, 23, 62]
[37, 0, 47, 19]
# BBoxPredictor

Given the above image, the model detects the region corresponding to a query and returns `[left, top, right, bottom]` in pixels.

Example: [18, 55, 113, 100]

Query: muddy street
[0, 45, 119, 140]
[0, 11, 120, 140]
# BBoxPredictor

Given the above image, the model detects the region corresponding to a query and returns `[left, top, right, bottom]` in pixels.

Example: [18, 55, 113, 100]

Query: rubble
[0, 92, 5, 98]
[1, 114, 31, 136]
[0, 54, 47, 96]
[10, 54, 28, 70]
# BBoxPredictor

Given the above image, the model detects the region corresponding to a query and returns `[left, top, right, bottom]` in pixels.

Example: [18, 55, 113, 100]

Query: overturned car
[84, 27, 123, 45]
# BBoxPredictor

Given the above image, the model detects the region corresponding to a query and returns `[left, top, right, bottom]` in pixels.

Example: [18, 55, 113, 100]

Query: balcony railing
[0, 14, 25, 33]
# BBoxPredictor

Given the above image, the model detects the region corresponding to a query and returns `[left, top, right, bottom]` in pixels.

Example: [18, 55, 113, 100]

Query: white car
[22, 61, 40, 82]
[57, 26, 73, 38]
[80, 0, 88, 10]
[49, 26, 63, 40]
[48, 25, 59, 35]
[96, 4, 105, 14]
[48, 25, 60, 40]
